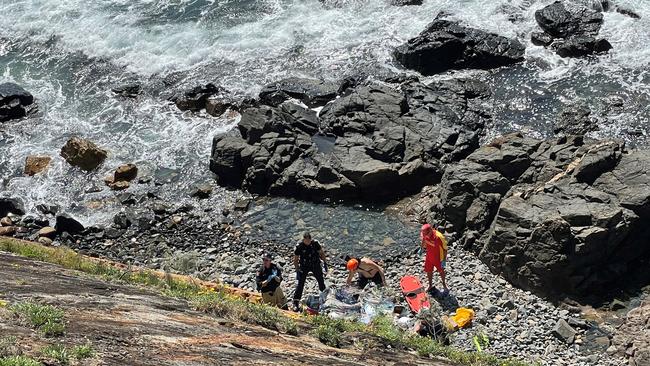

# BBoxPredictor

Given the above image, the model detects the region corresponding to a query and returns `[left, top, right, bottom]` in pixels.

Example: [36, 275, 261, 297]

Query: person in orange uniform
[420, 223, 449, 295]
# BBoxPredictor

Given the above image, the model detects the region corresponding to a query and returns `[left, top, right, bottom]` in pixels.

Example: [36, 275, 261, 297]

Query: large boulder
[0, 83, 35, 122]
[394, 18, 525, 75]
[60, 137, 108, 171]
[428, 131, 650, 301]
[532, 1, 614, 58]
[210, 78, 491, 202]
[258, 77, 339, 108]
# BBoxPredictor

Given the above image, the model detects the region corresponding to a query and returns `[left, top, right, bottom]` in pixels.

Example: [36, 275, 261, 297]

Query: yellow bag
[451, 307, 475, 328]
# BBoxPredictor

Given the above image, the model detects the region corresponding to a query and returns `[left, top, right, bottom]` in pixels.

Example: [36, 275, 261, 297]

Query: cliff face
[0, 252, 447, 366]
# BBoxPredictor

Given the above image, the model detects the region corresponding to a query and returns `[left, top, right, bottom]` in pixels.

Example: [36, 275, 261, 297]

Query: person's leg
[424, 254, 435, 291]
[371, 272, 383, 287]
[358, 274, 369, 289]
[293, 270, 307, 306]
[262, 292, 273, 305]
[313, 266, 326, 292]
[439, 266, 449, 292]
[276, 287, 287, 308]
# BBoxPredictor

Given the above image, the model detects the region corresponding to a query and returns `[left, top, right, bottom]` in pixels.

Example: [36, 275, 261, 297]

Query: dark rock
[60, 137, 108, 171]
[554, 102, 597, 135]
[391, 0, 422, 6]
[0, 198, 25, 217]
[615, 7, 641, 19]
[234, 199, 251, 212]
[535, 1, 603, 38]
[531, 32, 554, 46]
[114, 164, 138, 182]
[113, 212, 131, 229]
[394, 18, 525, 75]
[211, 78, 490, 202]
[36, 203, 59, 216]
[552, 319, 577, 344]
[191, 184, 213, 199]
[427, 132, 650, 301]
[112, 84, 141, 98]
[555, 36, 612, 58]
[55, 214, 85, 234]
[0, 83, 35, 122]
[533, 1, 612, 58]
[259, 77, 339, 108]
[171, 83, 228, 112]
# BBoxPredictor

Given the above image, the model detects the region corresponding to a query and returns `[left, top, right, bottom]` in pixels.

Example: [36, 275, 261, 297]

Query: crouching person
[256, 253, 287, 309]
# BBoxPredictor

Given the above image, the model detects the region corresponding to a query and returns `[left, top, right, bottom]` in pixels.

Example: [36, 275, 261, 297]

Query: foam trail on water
[0, 0, 648, 225]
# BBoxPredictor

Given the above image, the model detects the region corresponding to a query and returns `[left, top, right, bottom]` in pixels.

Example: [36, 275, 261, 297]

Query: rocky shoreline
[1, 1, 648, 365]
[0, 193, 645, 366]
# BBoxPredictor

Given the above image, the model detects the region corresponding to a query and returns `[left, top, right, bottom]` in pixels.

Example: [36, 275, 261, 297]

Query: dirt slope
[0, 252, 449, 366]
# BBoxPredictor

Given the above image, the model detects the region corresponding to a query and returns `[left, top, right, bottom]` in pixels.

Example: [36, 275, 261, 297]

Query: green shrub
[71, 344, 94, 360]
[0, 337, 18, 358]
[42, 344, 69, 365]
[0, 356, 41, 366]
[10, 302, 64, 337]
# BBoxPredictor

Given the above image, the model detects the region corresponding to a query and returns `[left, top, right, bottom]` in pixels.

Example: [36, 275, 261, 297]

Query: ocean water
[0, 0, 648, 232]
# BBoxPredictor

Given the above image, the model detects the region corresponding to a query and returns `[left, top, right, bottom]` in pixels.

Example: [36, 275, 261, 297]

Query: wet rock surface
[210, 78, 490, 202]
[532, 1, 616, 58]
[394, 17, 525, 75]
[0, 82, 35, 122]
[258, 77, 339, 108]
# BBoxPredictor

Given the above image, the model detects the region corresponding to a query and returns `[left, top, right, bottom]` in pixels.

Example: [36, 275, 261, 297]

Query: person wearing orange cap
[420, 223, 449, 295]
[345, 255, 386, 289]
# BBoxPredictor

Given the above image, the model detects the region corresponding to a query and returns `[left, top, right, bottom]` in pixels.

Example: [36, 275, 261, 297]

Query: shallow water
[0, 0, 648, 247]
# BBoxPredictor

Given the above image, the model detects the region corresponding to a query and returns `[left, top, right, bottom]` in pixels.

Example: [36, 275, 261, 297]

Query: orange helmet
[347, 259, 359, 271]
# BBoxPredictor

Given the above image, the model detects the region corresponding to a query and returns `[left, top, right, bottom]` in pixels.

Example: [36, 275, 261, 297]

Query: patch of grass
[9, 302, 64, 337]
[71, 344, 94, 360]
[42, 345, 69, 365]
[0, 238, 532, 366]
[0, 356, 41, 366]
[192, 291, 298, 335]
[0, 337, 18, 358]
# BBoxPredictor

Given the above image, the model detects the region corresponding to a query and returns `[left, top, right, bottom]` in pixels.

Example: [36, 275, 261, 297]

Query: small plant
[0, 356, 41, 366]
[42, 344, 69, 365]
[71, 344, 94, 360]
[10, 302, 64, 337]
[0, 337, 19, 358]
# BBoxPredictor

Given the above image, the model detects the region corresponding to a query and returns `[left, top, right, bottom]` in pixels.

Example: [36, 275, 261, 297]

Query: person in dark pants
[292, 232, 328, 312]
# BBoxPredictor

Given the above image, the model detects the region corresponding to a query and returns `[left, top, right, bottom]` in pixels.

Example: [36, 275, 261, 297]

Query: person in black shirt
[256, 253, 287, 308]
[292, 232, 328, 311]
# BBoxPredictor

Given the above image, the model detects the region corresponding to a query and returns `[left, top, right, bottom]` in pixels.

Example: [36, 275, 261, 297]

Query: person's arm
[346, 270, 355, 285]
[378, 266, 387, 285]
[318, 248, 326, 263]
[274, 266, 283, 283]
[293, 244, 300, 270]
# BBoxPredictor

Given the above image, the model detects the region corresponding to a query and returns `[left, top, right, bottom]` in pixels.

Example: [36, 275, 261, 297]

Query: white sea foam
[0, 0, 648, 223]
